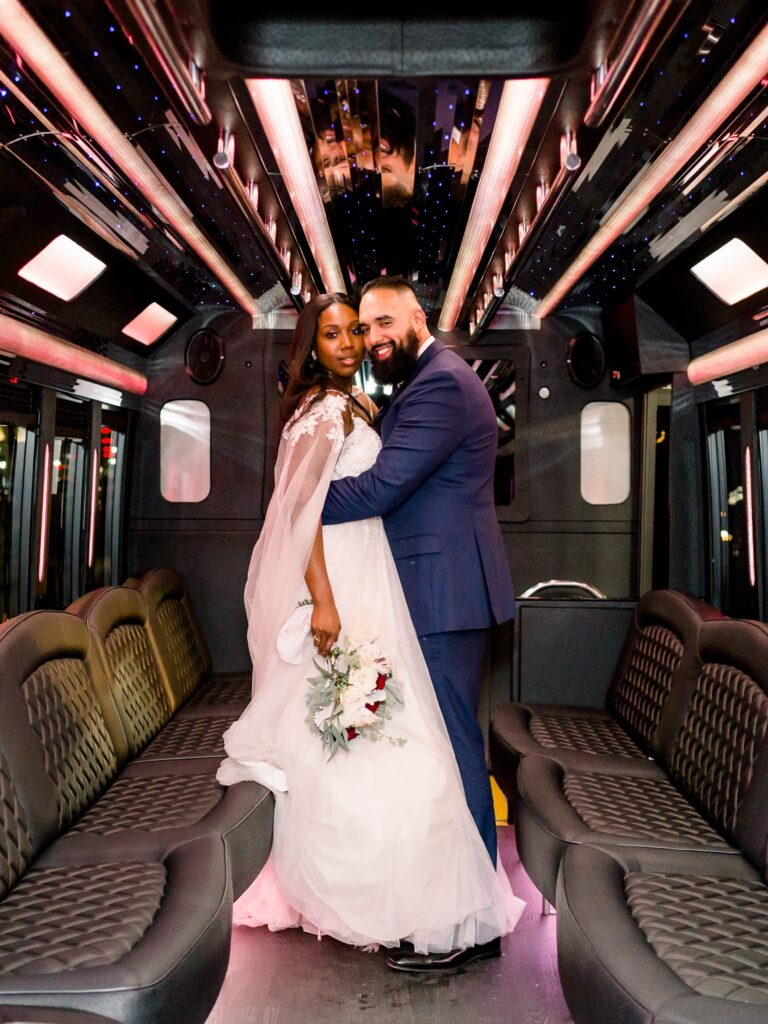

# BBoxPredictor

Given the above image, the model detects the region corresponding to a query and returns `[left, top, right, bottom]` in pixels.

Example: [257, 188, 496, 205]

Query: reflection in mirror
[292, 78, 498, 300]
[160, 400, 211, 503]
[467, 359, 516, 506]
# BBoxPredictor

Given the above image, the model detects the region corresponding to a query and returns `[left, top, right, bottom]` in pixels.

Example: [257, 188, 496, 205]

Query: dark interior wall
[127, 310, 271, 671]
[127, 312, 642, 673]
[495, 317, 642, 602]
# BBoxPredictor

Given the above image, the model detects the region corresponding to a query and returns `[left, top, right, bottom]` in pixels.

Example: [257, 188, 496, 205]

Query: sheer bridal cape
[217, 390, 524, 952]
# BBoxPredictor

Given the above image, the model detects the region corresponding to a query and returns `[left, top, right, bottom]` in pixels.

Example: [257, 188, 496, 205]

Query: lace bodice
[333, 415, 381, 479]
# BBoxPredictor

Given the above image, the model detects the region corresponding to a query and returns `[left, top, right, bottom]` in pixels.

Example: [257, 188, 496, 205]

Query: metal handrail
[520, 579, 608, 599]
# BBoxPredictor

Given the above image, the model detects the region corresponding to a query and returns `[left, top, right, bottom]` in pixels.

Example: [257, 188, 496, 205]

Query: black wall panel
[128, 311, 643, 693]
[127, 310, 270, 670]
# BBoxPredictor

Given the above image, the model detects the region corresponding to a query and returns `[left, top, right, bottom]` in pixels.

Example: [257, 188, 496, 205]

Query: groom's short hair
[360, 275, 418, 301]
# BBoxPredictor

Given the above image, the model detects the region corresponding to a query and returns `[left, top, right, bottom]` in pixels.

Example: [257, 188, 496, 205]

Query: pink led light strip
[687, 326, 768, 386]
[0, 0, 261, 317]
[538, 21, 768, 317]
[88, 448, 98, 569]
[0, 314, 148, 395]
[746, 445, 756, 588]
[37, 443, 50, 583]
[438, 79, 548, 332]
[246, 79, 345, 294]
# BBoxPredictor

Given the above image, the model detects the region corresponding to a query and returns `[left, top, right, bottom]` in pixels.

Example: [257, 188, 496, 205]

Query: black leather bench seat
[186, 670, 252, 708]
[0, 861, 167, 974]
[515, 753, 735, 904]
[0, 572, 275, 1023]
[491, 591, 718, 792]
[557, 844, 768, 1024]
[136, 714, 230, 760]
[625, 872, 768, 1003]
[69, 772, 222, 835]
[514, 617, 768, 905]
[0, 833, 231, 1024]
[124, 569, 251, 715]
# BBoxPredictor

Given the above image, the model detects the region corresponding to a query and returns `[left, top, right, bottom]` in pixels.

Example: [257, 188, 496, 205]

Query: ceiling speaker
[185, 329, 224, 384]
[566, 332, 606, 388]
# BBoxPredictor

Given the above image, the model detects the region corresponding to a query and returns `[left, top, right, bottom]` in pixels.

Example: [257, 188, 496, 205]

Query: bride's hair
[279, 292, 359, 427]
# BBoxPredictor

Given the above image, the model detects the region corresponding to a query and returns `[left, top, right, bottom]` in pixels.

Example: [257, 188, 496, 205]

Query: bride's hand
[311, 601, 340, 657]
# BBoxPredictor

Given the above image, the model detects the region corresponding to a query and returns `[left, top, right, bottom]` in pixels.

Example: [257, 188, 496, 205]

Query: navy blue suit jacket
[323, 340, 516, 635]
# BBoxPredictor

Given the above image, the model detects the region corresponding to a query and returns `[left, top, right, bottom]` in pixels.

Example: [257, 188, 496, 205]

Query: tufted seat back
[662, 618, 768, 868]
[0, 611, 124, 859]
[68, 587, 173, 758]
[605, 590, 723, 759]
[125, 568, 212, 711]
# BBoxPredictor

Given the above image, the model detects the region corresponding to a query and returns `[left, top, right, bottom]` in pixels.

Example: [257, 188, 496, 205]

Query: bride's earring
[311, 348, 317, 361]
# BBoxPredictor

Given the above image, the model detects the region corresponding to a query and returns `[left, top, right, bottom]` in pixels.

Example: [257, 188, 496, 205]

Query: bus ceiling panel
[516, 0, 768, 320]
[0, 3, 296, 316]
[637, 182, 768, 343]
[0, 160, 190, 358]
[188, 2, 619, 79]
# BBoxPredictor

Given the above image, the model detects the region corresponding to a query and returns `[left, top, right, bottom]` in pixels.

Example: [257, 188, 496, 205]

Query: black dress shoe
[386, 937, 501, 973]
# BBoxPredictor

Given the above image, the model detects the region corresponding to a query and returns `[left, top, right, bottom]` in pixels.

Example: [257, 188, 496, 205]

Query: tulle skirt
[217, 516, 525, 952]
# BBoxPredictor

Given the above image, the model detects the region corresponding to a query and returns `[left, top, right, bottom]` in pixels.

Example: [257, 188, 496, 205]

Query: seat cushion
[66, 759, 274, 900]
[0, 834, 231, 1024]
[186, 671, 251, 710]
[626, 872, 768, 1003]
[490, 703, 650, 800]
[69, 773, 223, 836]
[0, 860, 166, 974]
[137, 715, 233, 761]
[514, 754, 734, 904]
[557, 844, 768, 1024]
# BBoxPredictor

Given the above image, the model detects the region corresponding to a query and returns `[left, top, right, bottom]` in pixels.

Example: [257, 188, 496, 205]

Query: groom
[323, 276, 516, 972]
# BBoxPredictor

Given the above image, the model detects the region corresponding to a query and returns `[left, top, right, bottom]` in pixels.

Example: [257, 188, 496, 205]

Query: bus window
[0, 382, 38, 620]
[160, 400, 211, 503]
[0, 425, 37, 619]
[580, 402, 631, 505]
[468, 359, 516, 507]
[91, 408, 129, 588]
[705, 398, 756, 618]
[38, 396, 88, 609]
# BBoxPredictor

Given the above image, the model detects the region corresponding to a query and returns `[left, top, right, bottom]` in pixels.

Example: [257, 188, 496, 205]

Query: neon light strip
[88, 448, 99, 569]
[0, 313, 147, 395]
[438, 79, 548, 332]
[687, 326, 768, 386]
[37, 443, 50, 583]
[538, 21, 768, 317]
[0, 0, 260, 316]
[245, 79, 345, 293]
[745, 445, 756, 588]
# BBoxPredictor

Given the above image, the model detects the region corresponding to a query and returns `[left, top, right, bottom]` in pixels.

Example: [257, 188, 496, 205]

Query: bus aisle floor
[206, 825, 572, 1024]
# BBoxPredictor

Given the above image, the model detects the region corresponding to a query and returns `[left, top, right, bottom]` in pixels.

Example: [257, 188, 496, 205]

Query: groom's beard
[370, 327, 421, 385]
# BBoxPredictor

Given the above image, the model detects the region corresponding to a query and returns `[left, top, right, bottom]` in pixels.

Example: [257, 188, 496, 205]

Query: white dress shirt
[417, 335, 435, 358]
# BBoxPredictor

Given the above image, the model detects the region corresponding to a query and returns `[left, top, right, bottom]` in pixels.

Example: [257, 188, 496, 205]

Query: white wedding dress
[217, 391, 524, 952]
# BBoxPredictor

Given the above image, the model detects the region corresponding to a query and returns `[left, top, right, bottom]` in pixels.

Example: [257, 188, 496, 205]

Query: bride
[217, 292, 524, 960]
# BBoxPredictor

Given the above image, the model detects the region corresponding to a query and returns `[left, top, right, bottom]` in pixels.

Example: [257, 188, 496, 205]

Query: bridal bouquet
[306, 637, 405, 758]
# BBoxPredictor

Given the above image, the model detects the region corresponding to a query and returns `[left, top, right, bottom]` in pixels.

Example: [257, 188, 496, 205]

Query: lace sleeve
[243, 390, 349, 688]
[277, 391, 349, 522]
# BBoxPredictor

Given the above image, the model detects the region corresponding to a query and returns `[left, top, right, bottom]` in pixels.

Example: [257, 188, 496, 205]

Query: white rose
[340, 705, 378, 730]
[340, 682, 367, 711]
[349, 664, 379, 694]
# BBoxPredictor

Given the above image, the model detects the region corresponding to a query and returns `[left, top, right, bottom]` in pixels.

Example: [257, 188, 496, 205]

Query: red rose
[365, 701, 381, 714]
[346, 727, 357, 740]
[376, 674, 387, 690]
